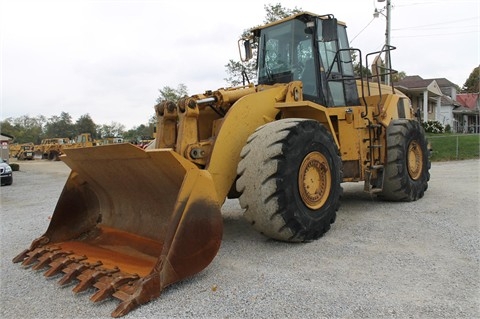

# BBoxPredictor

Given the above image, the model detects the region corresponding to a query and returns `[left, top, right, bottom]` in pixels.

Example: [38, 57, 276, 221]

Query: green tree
[75, 114, 98, 138]
[263, 3, 301, 24]
[99, 121, 125, 138]
[353, 52, 406, 83]
[224, 3, 302, 87]
[13, 115, 46, 143]
[352, 52, 371, 78]
[391, 70, 406, 83]
[461, 66, 479, 93]
[1, 115, 46, 143]
[0, 118, 17, 139]
[124, 124, 154, 142]
[224, 59, 257, 87]
[44, 112, 75, 138]
[156, 84, 189, 103]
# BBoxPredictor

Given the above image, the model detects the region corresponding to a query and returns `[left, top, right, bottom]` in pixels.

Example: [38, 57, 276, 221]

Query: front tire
[236, 119, 342, 242]
[379, 119, 430, 201]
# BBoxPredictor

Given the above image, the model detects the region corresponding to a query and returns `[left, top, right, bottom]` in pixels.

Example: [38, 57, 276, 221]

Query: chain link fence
[427, 134, 480, 161]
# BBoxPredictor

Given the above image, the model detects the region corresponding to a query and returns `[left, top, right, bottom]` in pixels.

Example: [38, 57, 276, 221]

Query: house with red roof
[455, 93, 480, 133]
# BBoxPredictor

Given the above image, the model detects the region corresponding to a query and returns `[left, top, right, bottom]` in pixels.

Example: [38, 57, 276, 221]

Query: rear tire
[379, 119, 430, 201]
[236, 119, 342, 242]
[48, 151, 60, 161]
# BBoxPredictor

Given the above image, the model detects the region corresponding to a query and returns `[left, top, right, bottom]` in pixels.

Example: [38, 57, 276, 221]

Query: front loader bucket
[13, 143, 223, 317]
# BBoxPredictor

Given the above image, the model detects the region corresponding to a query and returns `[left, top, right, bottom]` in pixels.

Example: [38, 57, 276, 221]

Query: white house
[394, 75, 462, 131]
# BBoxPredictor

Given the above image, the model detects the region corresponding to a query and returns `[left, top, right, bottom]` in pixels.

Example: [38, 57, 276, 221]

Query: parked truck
[14, 12, 430, 317]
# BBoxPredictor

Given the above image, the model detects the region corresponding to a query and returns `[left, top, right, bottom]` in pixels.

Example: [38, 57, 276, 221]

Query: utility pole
[385, 0, 391, 86]
[374, 0, 392, 85]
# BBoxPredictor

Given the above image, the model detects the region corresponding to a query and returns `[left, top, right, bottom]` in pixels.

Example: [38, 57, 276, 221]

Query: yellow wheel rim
[407, 140, 423, 180]
[298, 152, 331, 210]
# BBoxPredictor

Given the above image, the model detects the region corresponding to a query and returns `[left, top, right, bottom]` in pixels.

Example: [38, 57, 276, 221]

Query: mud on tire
[379, 119, 430, 201]
[236, 119, 342, 242]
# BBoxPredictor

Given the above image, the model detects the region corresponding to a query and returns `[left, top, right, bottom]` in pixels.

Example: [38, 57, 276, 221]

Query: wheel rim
[407, 140, 423, 180]
[298, 151, 331, 210]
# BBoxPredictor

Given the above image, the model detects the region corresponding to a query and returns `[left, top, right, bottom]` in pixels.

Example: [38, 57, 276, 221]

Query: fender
[207, 84, 291, 203]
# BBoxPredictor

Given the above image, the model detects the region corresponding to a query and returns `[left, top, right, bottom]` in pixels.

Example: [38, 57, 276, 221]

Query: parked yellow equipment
[12, 143, 35, 160]
[14, 12, 430, 317]
[34, 137, 71, 161]
[71, 133, 98, 148]
[34, 134, 97, 160]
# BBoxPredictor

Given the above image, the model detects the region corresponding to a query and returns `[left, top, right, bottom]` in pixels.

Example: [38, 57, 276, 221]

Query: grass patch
[427, 134, 480, 161]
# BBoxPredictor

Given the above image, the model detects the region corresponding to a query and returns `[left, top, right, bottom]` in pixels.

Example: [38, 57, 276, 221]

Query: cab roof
[250, 11, 346, 34]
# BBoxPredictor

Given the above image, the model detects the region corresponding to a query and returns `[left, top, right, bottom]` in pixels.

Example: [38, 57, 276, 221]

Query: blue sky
[1, 0, 478, 129]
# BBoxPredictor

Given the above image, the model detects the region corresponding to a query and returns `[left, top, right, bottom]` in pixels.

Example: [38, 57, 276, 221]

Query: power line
[392, 30, 479, 38]
[350, 17, 376, 43]
[396, 0, 479, 7]
[392, 17, 479, 31]
[394, 25, 478, 32]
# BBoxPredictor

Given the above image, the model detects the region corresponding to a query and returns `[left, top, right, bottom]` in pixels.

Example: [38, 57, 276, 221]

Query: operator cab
[250, 12, 359, 107]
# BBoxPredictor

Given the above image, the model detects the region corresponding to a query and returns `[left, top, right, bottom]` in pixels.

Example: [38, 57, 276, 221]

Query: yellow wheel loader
[13, 12, 430, 317]
[34, 137, 71, 161]
[13, 143, 35, 160]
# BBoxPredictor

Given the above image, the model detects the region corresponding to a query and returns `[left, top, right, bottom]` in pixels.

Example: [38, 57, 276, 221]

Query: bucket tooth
[21, 245, 63, 267]
[91, 272, 140, 303]
[72, 268, 100, 293]
[43, 254, 87, 277]
[111, 298, 139, 318]
[21, 247, 49, 267]
[12, 249, 30, 263]
[110, 273, 161, 318]
[111, 281, 140, 303]
[13, 236, 51, 264]
[111, 289, 132, 303]
[58, 260, 102, 286]
[73, 267, 119, 293]
[32, 248, 64, 270]
[43, 253, 77, 278]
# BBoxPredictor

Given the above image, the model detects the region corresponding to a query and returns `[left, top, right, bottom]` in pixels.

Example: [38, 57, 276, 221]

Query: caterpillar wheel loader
[13, 12, 430, 317]
[34, 137, 71, 161]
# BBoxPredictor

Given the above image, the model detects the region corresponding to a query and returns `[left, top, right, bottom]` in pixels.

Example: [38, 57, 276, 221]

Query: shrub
[422, 120, 444, 134]
[10, 163, 20, 171]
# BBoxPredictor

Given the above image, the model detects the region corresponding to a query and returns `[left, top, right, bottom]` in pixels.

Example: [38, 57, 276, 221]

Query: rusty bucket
[13, 143, 223, 317]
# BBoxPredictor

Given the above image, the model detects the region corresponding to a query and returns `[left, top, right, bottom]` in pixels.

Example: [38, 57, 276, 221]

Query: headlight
[5, 166, 12, 173]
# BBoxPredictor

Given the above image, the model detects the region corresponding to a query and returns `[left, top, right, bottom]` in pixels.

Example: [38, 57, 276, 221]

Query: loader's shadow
[340, 182, 381, 202]
[158, 186, 387, 308]
[338, 182, 410, 214]
[219, 199, 304, 250]
[221, 209, 262, 243]
[219, 183, 396, 244]
[219, 184, 379, 243]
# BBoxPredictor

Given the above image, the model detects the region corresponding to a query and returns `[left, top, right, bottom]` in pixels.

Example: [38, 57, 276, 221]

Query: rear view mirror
[238, 38, 253, 62]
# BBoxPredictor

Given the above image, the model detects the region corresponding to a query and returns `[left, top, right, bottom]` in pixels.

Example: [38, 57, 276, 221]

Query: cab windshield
[256, 15, 359, 107]
[257, 19, 313, 87]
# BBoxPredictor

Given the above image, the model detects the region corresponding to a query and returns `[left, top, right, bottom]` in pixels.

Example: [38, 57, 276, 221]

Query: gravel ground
[1, 159, 479, 319]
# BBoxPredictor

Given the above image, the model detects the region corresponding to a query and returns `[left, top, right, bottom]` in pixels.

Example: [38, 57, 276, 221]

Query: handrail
[325, 45, 398, 118]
